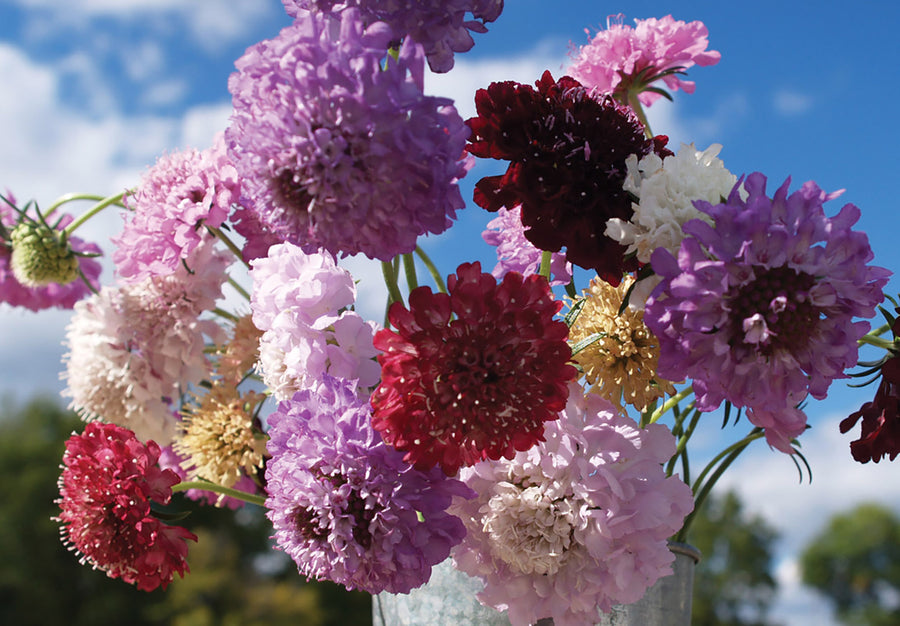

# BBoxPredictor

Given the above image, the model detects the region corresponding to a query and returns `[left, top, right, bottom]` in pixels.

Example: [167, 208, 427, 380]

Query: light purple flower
[113, 134, 240, 282]
[264, 375, 472, 594]
[226, 10, 470, 261]
[0, 193, 101, 311]
[282, 0, 504, 72]
[450, 385, 693, 625]
[482, 205, 572, 286]
[644, 173, 890, 452]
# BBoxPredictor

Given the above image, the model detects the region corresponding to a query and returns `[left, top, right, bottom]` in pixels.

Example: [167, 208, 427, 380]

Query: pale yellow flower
[568, 276, 675, 411]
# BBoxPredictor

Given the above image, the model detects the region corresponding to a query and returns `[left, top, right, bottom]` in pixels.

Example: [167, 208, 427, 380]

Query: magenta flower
[568, 14, 721, 106]
[644, 173, 890, 452]
[0, 193, 101, 311]
[371, 261, 576, 475]
[281, 0, 504, 72]
[227, 10, 470, 261]
[450, 386, 693, 625]
[112, 134, 240, 282]
[56, 422, 197, 591]
[265, 376, 471, 594]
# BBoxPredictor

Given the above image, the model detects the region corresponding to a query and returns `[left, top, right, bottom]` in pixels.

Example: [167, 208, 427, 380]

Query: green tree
[687, 490, 780, 626]
[0, 397, 369, 626]
[800, 503, 900, 626]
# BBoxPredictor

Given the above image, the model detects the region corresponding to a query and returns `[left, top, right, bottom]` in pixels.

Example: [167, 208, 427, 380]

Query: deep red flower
[370, 262, 577, 475]
[840, 320, 900, 463]
[466, 70, 671, 284]
[56, 421, 197, 591]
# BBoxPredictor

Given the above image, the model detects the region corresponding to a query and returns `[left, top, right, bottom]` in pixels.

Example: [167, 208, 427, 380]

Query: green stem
[666, 408, 702, 478]
[62, 191, 126, 235]
[382, 260, 404, 307]
[538, 250, 552, 280]
[172, 480, 267, 507]
[44, 193, 109, 218]
[212, 307, 240, 323]
[227, 276, 251, 302]
[647, 387, 693, 425]
[402, 253, 418, 290]
[414, 246, 447, 294]
[858, 333, 896, 351]
[207, 226, 251, 269]
[627, 91, 654, 139]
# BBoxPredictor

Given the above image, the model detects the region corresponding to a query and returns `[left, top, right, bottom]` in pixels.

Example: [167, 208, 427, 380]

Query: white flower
[606, 143, 737, 263]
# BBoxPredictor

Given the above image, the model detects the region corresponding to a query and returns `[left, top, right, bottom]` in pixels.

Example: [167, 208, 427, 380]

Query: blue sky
[2, 1, 899, 624]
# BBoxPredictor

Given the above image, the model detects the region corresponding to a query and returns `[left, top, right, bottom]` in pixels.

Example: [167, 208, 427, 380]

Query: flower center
[727, 265, 817, 354]
[482, 482, 574, 576]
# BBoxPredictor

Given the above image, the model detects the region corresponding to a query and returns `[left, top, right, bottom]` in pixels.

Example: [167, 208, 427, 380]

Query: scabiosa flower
[282, 0, 504, 72]
[175, 385, 267, 493]
[227, 10, 470, 261]
[64, 241, 230, 445]
[568, 276, 675, 411]
[450, 387, 693, 625]
[568, 14, 720, 106]
[0, 193, 101, 311]
[371, 261, 576, 475]
[482, 205, 572, 286]
[56, 421, 197, 591]
[112, 134, 240, 282]
[265, 375, 472, 594]
[644, 173, 890, 452]
[467, 70, 670, 283]
[840, 316, 900, 463]
[214, 313, 263, 386]
[606, 143, 737, 264]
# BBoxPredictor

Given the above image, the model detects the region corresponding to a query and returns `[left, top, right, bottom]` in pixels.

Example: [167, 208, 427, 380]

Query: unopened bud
[9, 221, 80, 287]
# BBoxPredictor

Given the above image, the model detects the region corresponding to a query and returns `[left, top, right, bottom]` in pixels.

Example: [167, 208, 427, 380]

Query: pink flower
[568, 14, 720, 106]
[482, 206, 572, 286]
[56, 422, 197, 591]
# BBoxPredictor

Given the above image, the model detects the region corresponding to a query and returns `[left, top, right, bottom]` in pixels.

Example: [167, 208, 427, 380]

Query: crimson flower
[370, 262, 576, 475]
[466, 70, 671, 284]
[56, 421, 197, 591]
[841, 318, 900, 463]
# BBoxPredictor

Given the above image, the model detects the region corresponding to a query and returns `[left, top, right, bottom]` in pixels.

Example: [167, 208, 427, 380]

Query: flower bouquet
[3, 4, 898, 626]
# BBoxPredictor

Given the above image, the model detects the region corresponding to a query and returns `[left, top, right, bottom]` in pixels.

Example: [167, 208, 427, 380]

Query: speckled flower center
[728, 265, 817, 353]
[274, 168, 313, 214]
[292, 473, 375, 549]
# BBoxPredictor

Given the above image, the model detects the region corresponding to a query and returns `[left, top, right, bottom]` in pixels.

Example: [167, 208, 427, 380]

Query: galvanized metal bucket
[371, 542, 701, 625]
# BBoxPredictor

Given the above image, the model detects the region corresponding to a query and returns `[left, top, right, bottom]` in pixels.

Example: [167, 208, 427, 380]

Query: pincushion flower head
[265, 375, 472, 594]
[112, 133, 240, 283]
[282, 0, 504, 72]
[371, 261, 577, 475]
[568, 14, 720, 106]
[644, 173, 890, 452]
[0, 193, 102, 311]
[56, 421, 197, 592]
[450, 386, 693, 626]
[226, 9, 470, 261]
[568, 275, 675, 411]
[840, 312, 900, 463]
[466, 70, 671, 283]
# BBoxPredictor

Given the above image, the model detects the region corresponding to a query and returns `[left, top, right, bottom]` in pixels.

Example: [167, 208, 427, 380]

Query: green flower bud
[9, 220, 80, 287]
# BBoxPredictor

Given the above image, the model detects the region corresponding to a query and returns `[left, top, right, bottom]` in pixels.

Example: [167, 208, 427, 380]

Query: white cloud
[773, 89, 814, 116]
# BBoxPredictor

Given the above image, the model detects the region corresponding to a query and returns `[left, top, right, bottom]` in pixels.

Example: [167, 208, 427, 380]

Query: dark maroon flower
[841, 319, 900, 463]
[370, 262, 576, 475]
[56, 422, 197, 591]
[466, 70, 671, 284]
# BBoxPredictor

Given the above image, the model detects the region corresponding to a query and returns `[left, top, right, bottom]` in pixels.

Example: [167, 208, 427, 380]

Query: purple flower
[644, 173, 890, 451]
[226, 10, 470, 261]
[265, 376, 472, 594]
[0, 194, 101, 311]
[450, 385, 693, 625]
[113, 134, 240, 282]
[282, 0, 504, 72]
[482, 205, 572, 286]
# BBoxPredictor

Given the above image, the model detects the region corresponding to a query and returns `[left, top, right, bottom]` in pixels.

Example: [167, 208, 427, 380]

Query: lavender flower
[265, 375, 471, 594]
[450, 385, 693, 625]
[282, 0, 504, 72]
[226, 10, 470, 261]
[644, 173, 890, 451]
